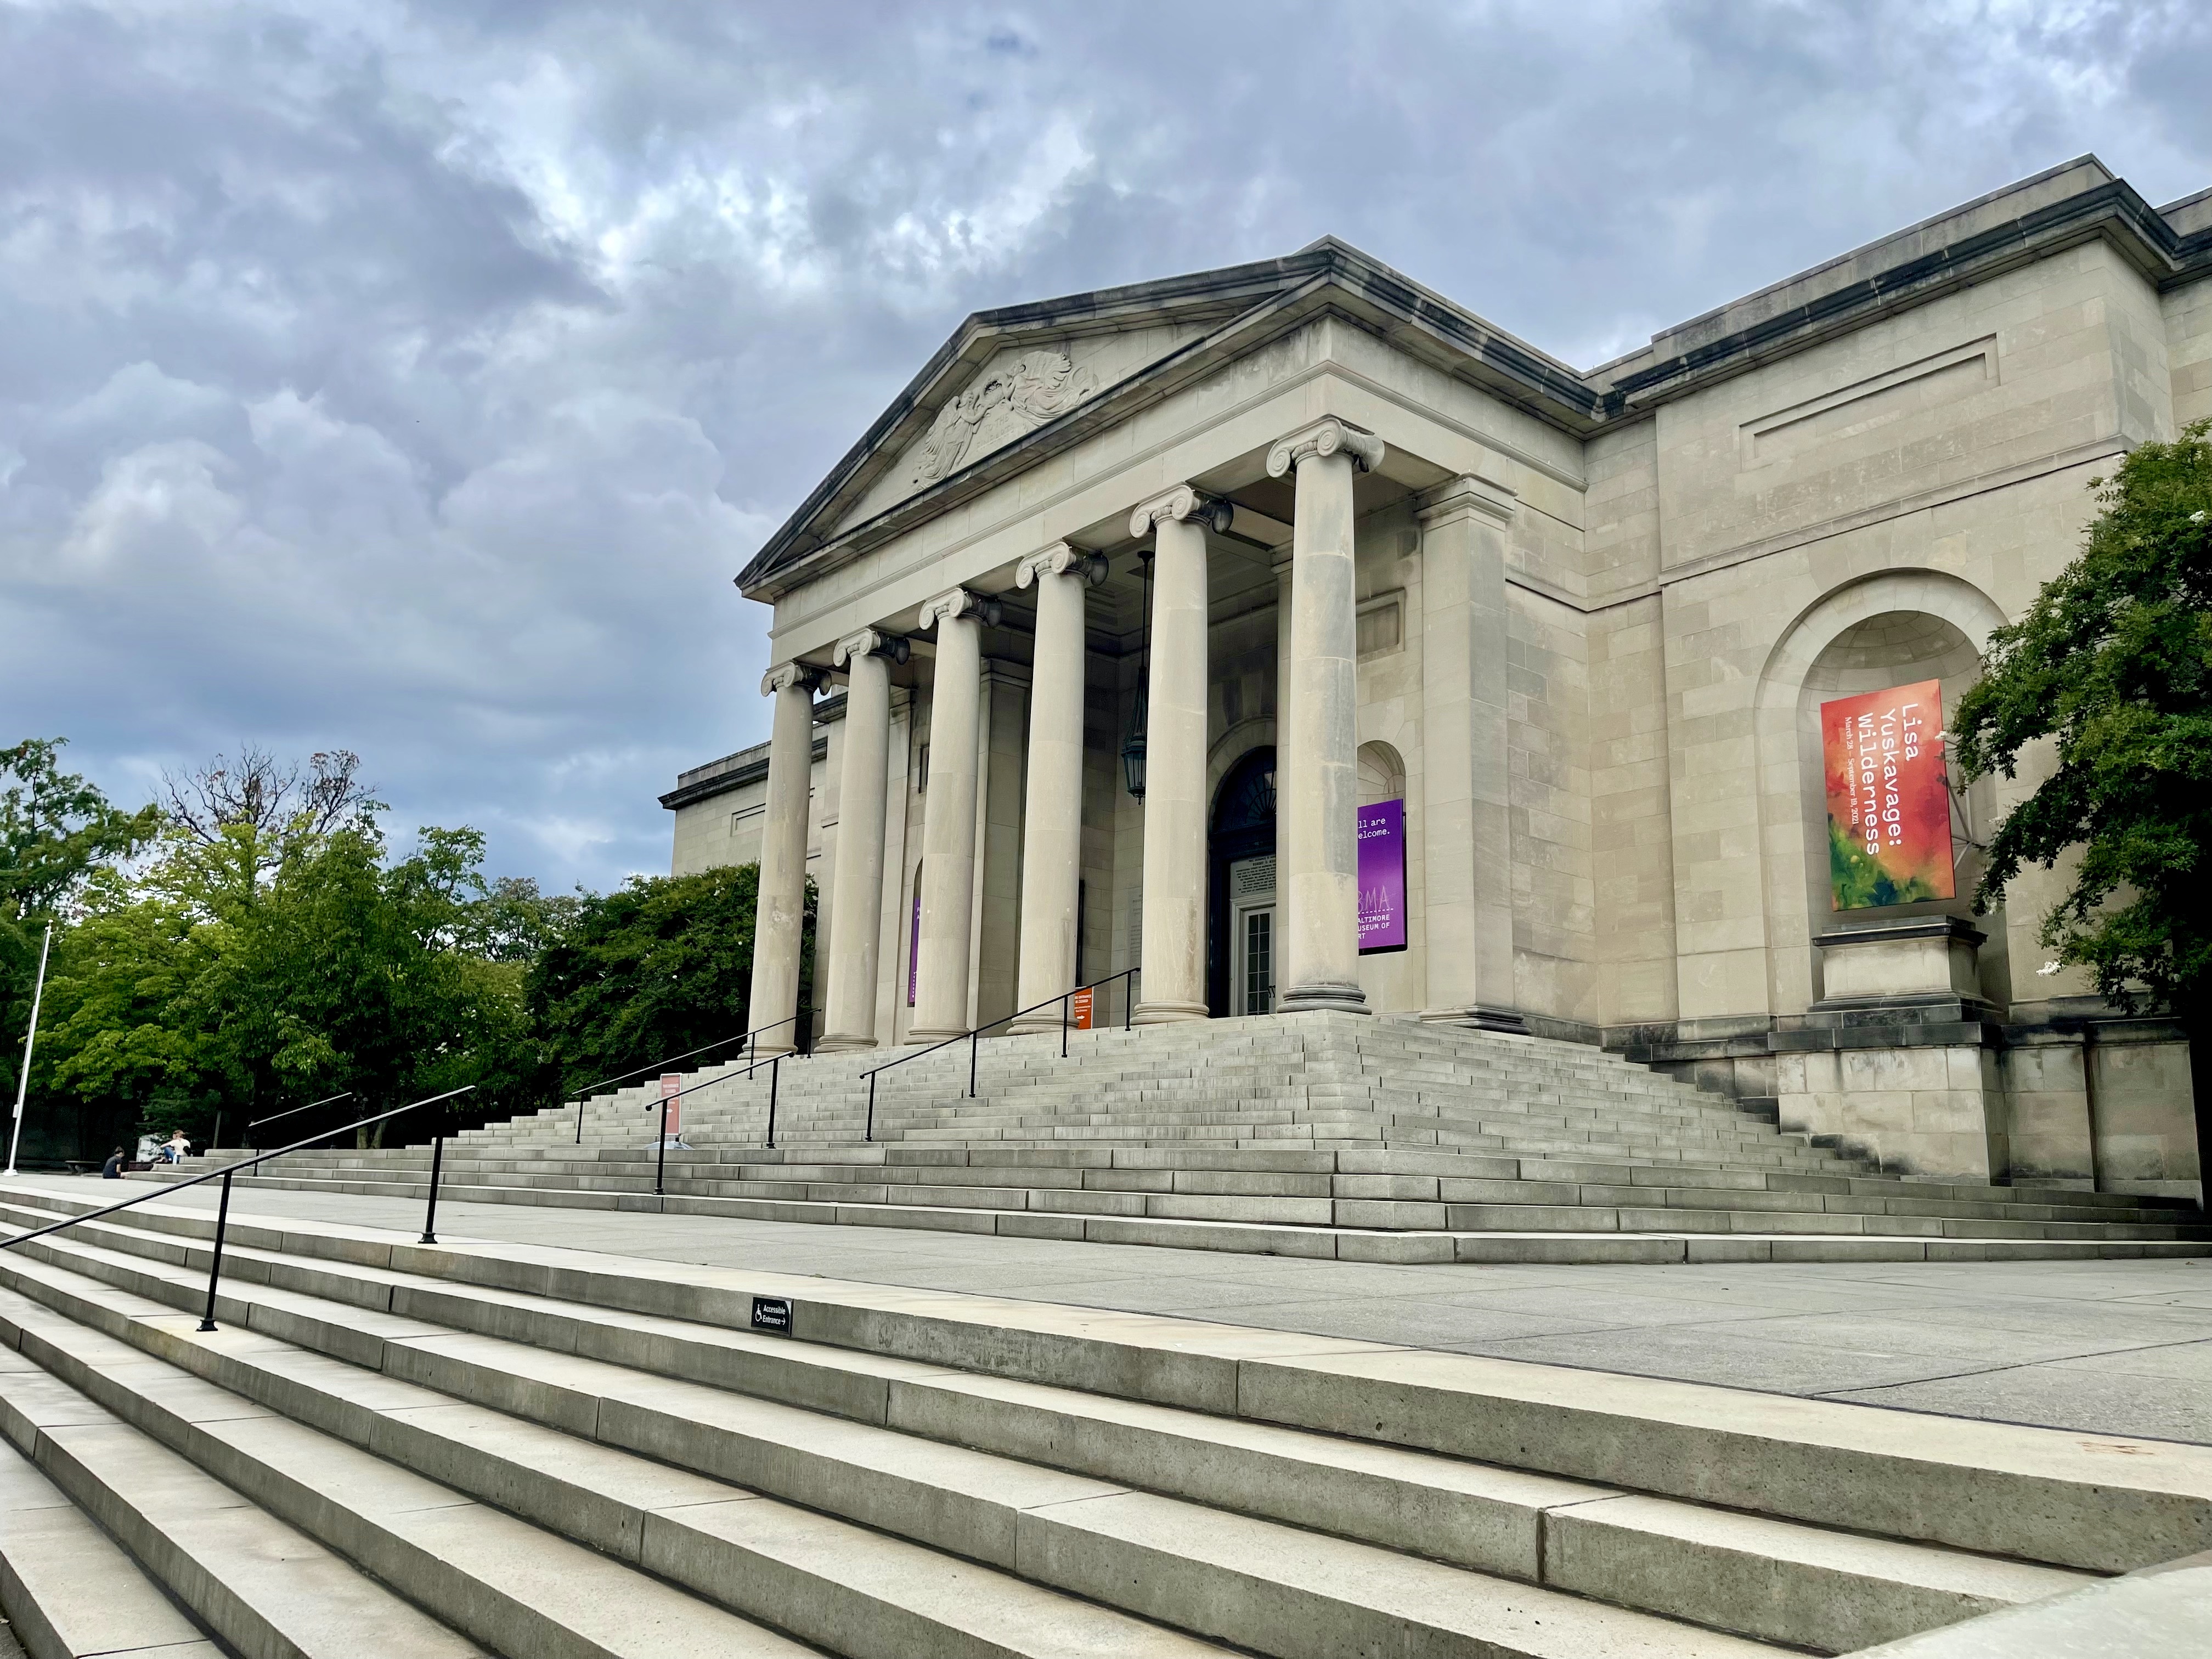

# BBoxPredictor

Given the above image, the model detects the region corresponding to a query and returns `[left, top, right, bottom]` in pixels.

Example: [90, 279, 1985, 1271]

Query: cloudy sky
[3, 1, 2207, 893]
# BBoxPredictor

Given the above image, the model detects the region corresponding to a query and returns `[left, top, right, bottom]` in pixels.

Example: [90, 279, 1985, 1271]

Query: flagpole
[5, 924, 54, 1178]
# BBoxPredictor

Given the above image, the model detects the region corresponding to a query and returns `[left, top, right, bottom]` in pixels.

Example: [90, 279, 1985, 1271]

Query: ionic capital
[917, 586, 1002, 631]
[1415, 473, 1516, 529]
[1129, 485, 1233, 540]
[1265, 417, 1385, 479]
[760, 661, 822, 698]
[833, 627, 910, 667]
[1015, 541, 1109, 590]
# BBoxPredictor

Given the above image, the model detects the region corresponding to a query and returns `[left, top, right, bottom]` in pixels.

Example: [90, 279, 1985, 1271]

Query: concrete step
[120, 1169, 2212, 1266]
[12, 1184, 2212, 1573]
[0, 1435, 223, 1659]
[231, 1153, 2200, 1229]
[0, 1189, 2132, 1655]
[0, 1329, 487, 1658]
[0, 1209, 1797, 1656]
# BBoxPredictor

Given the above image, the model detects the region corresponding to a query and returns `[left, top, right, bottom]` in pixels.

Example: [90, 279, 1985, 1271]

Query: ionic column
[909, 588, 995, 1042]
[1417, 475, 1524, 1031]
[746, 661, 820, 1056]
[817, 628, 904, 1053]
[1131, 486, 1230, 1025]
[1009, 544, 1102, 1034]
[1267, 416, 1384, 1015]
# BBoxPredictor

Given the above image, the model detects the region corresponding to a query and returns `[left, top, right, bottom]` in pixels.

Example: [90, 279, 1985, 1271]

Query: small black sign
[750, 1295, 792, 1334]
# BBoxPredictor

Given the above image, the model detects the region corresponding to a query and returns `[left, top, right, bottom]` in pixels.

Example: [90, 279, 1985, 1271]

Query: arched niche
[1755, 571, 2011, 1015]
[1358, 740, 1406, 806]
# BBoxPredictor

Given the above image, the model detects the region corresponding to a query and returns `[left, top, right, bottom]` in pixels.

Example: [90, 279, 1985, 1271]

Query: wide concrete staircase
[4, 1180, 2208, 1657]
[156, 1013, 2212, 1265]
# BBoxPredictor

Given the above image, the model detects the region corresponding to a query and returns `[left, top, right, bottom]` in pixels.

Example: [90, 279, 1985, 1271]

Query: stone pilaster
[909, 588, 997, 1042]
[1268, 416, 1383, 1016]
[1010, 543, 1103, 1034]
[817, 627, 905, 1053]
[1415, 474, 1524, 1032]
[746, 661, 820, 1056]
[1131, 485, 1231, 1025]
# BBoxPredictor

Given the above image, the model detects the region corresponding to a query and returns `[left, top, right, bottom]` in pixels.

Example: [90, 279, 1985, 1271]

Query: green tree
[38, 781, 560, 1156]
[527, 864, 808, 1095]
[0, 738, 161, 1115]
[1951, 417, 2212, 1160]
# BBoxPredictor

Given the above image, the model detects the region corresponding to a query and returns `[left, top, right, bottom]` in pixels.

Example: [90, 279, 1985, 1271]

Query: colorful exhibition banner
[1358, 799, 1408, 953]
[1820, 679, 1956, 910]
[1070, 986, 1094, 1030]
[907, 891, 919, 1006]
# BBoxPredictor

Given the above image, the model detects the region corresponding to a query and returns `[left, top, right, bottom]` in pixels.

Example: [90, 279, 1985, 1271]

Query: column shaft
[817, 636, 895, 1052]
[1133, 489, 1223, 1024]
[746, 665, 817, 1055]
[1272, 549, 1294, 904]
[1010, 546, 1093, 1033]
[1417, 475, 1523, 1030]
[910, 590, 989, 1042]
[1269, 419, 1383, 1016]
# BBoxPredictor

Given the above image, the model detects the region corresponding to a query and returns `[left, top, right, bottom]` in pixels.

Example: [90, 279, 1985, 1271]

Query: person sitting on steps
[154, 1130, 192, 1165]
[101, 1146, 127, 1178]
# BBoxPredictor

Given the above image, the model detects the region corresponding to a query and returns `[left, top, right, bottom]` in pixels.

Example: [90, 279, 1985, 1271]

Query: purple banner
[1358, 798, 1407, 954]
[907, 889, 920, 1006]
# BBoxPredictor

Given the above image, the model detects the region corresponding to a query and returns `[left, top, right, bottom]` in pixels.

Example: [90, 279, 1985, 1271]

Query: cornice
[737, 159, 2210, 603]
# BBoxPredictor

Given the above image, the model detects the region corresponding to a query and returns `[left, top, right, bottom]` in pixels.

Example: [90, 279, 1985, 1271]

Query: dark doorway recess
[1206, 747, 1276, 1018]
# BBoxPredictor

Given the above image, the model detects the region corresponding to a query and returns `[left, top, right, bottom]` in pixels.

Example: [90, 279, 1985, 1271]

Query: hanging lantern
[1121, 684, 1148, 802]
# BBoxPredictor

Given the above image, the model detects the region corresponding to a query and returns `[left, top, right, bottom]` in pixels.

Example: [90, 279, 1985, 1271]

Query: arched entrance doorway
[1207, 747, 1276, 1017]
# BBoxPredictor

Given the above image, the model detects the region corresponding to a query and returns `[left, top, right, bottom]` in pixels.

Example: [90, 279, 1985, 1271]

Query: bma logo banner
[1357, 798, 1407, 953]
[1820, 680, 1956, 911]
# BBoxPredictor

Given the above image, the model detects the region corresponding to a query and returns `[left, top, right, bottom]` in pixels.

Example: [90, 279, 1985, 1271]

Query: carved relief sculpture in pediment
[910, 348, 1097, 485]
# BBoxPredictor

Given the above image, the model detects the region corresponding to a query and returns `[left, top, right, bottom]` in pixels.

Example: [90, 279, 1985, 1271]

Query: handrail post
[655, 1092, 670, 1198]
[969, 1030, 978, 1100]
[765, 1056, 780, 1148]
[1062, 991, 1069, 1060]
[197, 1170, 234, 1333]
[419, 1130, 445, 1244]
[865, 1073, 876, 1143]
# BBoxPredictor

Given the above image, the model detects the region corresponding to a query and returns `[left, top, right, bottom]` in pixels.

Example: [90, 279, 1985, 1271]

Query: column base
[1132, 1000, 1209, 1026]
[905, 1025, 968, 1046]
[1005, 1012, 1069, 1037]
[1280, 982, 1370, 1015]
[812, 1032, 878, 1054]
[1421, 1003, 1529, 1035]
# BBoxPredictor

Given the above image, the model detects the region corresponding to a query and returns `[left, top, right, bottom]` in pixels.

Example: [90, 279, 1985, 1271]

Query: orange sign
[659, 1073, 682, 1137]
[1070, 988, 1094, 1030]
[1820, 680, 1955, 910]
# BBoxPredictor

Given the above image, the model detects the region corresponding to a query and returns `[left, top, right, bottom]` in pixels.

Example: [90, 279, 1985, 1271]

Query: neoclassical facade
[672, 156, 2212, 1199]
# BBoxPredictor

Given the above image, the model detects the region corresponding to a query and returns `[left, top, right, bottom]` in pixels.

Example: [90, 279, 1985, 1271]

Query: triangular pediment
[832, 322, 1212, 535]
[737, 247, 1357, 595]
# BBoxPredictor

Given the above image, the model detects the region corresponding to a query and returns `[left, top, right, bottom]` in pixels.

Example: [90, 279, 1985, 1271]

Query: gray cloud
[2, 0, 2206, 887]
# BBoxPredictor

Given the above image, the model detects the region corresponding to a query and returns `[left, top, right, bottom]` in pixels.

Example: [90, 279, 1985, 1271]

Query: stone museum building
[668, 156, 2211, 1201]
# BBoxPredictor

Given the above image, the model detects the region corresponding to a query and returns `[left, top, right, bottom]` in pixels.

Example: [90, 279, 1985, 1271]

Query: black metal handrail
[569, 1010, 810, 1144]
[860, 968, 1141, 1142]
[0, 1085, 473, 1333]
[242, 1090, 355, 1148]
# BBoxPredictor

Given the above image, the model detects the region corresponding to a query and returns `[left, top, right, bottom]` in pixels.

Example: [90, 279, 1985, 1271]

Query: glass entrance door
[1240, 906, 1274, 1016]
[1228, 854, 1276, 1017]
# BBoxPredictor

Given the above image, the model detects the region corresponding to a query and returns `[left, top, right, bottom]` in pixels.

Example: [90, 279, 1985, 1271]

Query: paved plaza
[26, 1171, 2211, 1445]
